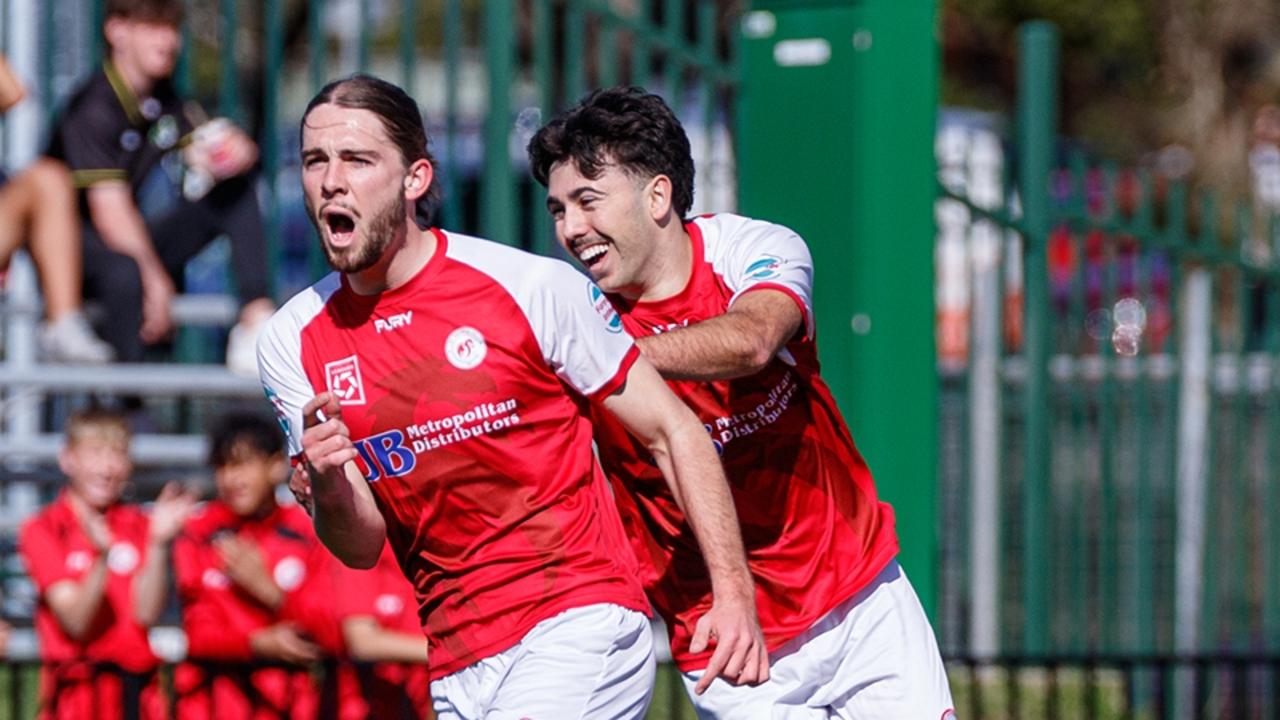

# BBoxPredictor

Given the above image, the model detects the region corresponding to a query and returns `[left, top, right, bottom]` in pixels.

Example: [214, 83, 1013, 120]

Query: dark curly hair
[527, 86, 695, 219]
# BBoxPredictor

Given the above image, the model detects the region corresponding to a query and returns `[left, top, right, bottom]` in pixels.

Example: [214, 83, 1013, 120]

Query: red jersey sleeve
[19, 515, 77, 593]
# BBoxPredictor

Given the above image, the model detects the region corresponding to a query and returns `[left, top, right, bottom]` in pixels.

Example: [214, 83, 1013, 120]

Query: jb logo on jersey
[325, 355, 366, 405]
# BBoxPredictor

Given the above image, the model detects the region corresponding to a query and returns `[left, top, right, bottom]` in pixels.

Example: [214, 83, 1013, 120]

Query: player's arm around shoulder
[637, 216, 810, 380]
[601, 356, 770, 693]
[635, 289, 802, 380]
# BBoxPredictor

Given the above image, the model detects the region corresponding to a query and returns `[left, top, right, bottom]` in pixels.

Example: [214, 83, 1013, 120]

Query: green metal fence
[44, 0, 736, 298]
[939, 20, 1280, 715]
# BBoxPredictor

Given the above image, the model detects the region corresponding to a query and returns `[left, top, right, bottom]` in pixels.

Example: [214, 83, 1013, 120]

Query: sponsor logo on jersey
[745, 254, 783, 280]
[107, 542, 140, 575]
[587, 282, 623, 333]
[445, 327, 487, 369]
[325, 355, 366, 405]
[703, 423, 724, 455]
[374, 310, 414, 333]
[273, 556, 306, 591]
[353, 429, 418, 482]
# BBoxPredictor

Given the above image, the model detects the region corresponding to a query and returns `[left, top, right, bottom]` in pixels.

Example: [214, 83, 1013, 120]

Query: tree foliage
[945, 0, 1280, 195]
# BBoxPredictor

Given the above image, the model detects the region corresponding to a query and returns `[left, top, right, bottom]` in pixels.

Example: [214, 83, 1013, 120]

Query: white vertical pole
[1173, 268, 1212, 719]
[968, 129, 1004, 658]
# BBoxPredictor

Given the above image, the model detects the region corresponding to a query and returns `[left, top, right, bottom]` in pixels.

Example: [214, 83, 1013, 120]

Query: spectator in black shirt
[48, 0, 274, 372]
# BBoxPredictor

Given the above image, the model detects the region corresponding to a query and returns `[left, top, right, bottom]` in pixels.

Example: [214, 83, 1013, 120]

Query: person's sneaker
[226, 299, 275, 377]
[39, 311, 115, 363]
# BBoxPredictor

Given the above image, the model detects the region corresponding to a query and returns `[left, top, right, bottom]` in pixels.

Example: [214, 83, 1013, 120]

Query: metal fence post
[1016, 20, 1057, 655]
[481, 0, 515, 244]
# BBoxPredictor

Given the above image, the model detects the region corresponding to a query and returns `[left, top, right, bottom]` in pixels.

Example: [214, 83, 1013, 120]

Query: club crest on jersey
[445, 326, 487, 370]
[587, 282, 623, 333]
[325, 355, 366, 405]
[746, 254, 783, 280]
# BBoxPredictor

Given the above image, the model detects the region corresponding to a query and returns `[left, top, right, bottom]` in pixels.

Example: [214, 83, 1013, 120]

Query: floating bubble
[515, 107, 543, 137]
[1112, 324, 1142, 357]
[1113, 297, 1147, 330]
[1085, 309, 1111, 340]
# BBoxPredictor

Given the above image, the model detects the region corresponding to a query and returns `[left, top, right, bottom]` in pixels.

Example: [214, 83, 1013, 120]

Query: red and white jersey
[19, 493, 166, 720]
[172, 500, 343, 720]
[19, 492, 159, 670]
[592, 213, 899, 671]
[257, 228, 649, 680]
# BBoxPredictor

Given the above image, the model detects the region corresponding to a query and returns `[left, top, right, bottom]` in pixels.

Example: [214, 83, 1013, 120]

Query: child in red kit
[173, 411, 343, 719]
[20, 408, 196, 720]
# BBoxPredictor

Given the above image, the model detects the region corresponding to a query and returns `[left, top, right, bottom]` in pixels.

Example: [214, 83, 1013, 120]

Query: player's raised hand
[148, 482, 198, 545]
[688, 592, 770, 694]
[301, 392, 357, 482]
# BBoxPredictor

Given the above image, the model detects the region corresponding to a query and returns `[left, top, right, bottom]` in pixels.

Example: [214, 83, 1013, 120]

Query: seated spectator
[0, 55, 113, 363]
[173, 411, 343, 719]
[332, 541, 432, 719]
[47, 0, 274, 373]
[18, 407, 196, 720]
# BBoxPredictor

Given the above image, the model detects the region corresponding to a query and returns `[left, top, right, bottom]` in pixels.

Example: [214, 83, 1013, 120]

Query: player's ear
[647, 174, 673, 222]
[403, 158, 434, 202]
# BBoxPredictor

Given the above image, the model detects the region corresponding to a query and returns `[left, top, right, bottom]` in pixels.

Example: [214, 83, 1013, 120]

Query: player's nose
[561, 205, 590, 240]
[320, 162, 347, 196]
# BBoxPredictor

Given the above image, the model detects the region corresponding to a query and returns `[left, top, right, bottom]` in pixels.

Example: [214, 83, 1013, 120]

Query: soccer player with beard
[528, 86, 955, 719]
[256, 74, 768, 719]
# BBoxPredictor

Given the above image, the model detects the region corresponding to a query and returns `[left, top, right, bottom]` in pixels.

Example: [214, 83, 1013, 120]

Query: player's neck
[108, 55, 157, 99]
[347, 223, 436, 296]
[632, 222, 692, 303]
[66, 486, 111, 518]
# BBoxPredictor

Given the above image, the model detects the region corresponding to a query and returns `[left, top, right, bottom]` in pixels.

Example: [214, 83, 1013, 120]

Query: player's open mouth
[322, 207, 357, 244]
[576, 242, 609, 268]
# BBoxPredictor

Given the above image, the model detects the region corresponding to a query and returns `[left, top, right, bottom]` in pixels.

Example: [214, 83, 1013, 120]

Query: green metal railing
[939, 19, 1280, 715]
[51, 0, 736, 297]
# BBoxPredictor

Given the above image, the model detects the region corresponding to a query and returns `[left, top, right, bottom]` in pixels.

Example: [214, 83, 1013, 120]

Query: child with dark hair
[173, 410, 344, 719]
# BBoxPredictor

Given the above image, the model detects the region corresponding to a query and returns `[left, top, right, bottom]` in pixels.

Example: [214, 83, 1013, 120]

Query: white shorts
[431, 602, 656, 720]
[682, 561, 955, 719]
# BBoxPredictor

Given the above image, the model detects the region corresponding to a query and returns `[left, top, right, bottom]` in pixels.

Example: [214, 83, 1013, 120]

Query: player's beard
[312, 192, 406, 274]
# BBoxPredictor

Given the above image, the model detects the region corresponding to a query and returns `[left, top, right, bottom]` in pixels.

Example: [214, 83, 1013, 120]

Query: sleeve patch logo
[325, 355, 367, 405]
[263, 385, 292, 439]
[746, 255, 783, 280]
[587, 283, 623, 333]
[445, 326, 487, 370]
